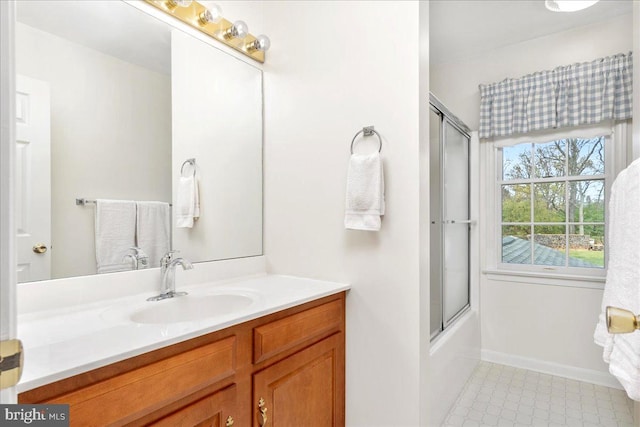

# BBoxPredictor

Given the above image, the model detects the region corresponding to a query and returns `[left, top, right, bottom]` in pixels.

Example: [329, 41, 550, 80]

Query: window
[498, 136, 607, 274]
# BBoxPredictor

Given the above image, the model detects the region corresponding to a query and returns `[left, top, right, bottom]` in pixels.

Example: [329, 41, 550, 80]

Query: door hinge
[0, 339, 23, 389]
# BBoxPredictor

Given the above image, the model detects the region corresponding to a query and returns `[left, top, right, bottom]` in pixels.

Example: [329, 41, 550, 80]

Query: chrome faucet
[147, 250, 193, 301]
[122, 247, 149, 270]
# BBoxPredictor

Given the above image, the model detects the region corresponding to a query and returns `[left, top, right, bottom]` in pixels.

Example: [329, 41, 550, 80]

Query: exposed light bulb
[198, 2, 222, 25]
[545, 0, 600, 12]
[224, 20, 249, 40]
[246, 35, 271, 52]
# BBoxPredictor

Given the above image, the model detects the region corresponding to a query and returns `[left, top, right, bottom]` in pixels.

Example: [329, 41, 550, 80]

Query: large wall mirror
[15, 0, 263, 283]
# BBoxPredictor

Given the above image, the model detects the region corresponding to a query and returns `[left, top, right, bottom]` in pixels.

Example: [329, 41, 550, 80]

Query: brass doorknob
[606, 306, 640, 334]
[32, 244, 47, 254]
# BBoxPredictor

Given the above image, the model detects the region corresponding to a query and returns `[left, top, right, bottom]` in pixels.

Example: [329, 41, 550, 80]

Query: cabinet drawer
[253, 299, 343, 364]
[50, 336, 236, 426]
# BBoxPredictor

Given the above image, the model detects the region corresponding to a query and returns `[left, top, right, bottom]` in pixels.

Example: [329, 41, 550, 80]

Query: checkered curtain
[479, 52, 633, 139]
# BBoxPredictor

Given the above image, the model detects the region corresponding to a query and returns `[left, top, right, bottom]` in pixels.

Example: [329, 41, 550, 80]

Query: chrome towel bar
[350, 126, 382, 154]
[76, 198, 172, 207]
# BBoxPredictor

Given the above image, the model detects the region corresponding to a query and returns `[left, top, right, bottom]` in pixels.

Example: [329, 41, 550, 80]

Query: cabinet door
[253, 334, 344, 427]
[150, 384, 237, 427]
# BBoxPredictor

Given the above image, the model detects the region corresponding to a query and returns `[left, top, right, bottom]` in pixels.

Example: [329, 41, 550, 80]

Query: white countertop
[17, 274, 350, 392]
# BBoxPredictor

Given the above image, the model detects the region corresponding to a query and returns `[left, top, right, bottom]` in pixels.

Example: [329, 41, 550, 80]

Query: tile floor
[443, 362, 634, 427]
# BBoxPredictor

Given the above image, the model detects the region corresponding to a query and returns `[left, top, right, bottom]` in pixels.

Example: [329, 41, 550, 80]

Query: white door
[15, 75, 51, 283]
[1, 0, 18, 403]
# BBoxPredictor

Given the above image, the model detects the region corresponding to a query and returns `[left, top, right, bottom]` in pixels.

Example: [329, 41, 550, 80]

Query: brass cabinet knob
[225, 415, 234, 427]
[606, 306, 640, 334]
[258, 397, 268, 426]
[32, 243, 47, 254]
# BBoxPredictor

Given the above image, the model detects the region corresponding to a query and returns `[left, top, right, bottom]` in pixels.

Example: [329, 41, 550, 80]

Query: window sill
[482, 268, 605, 290]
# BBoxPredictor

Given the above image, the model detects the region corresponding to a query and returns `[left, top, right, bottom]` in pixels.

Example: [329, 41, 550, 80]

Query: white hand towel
[345, 152, 385, 231]
[95, 199, 136, 274]
[176, 175, 200, 228]
[136, 201, 171, 268]
[594, 157, 640, 400]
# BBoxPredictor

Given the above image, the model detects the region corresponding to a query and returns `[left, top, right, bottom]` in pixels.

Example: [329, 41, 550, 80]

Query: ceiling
[16, 0, 635, 72]
[430, 0, 633, 65]
[17, 1, 172, 75]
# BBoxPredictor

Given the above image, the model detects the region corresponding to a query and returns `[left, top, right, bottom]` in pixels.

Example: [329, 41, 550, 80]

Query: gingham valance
[479, 52, 633, 139]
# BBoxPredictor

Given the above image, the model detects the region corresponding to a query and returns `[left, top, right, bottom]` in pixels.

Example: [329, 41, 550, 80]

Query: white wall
[431, 13, 633, 132]
[15, 23, 171, 279]
[431, 14, 633, 383]
[418, 2, 431, 425]
[262, 1, 424, 425]
[480, 279, 613, 380]
[171, 30, 263, 263]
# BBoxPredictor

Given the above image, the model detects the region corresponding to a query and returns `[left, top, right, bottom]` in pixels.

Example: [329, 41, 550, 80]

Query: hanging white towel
[95, 199, 136, 274]
[176, 175, 200, 228]
[594, 157, 640, 400]
[136, 201, 170, 268]
[345, 152, 385, 231]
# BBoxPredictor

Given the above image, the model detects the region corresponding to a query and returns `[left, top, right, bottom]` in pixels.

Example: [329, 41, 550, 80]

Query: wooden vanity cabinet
[253, 334, 344, 427]
[251, 297, 345, 426]
[19, 292, 346, 427]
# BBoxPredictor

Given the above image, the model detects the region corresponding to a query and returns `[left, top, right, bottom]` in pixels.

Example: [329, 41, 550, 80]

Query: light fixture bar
[144, 0, 265, 63]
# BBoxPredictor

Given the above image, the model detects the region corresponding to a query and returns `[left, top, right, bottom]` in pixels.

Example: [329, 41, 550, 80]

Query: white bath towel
[176, 175, 200, 228]
[345, 152, 385, 231]
[594, 157, 640, 400]
[95, 199, 136, 274]
[136, 201, 170, 268]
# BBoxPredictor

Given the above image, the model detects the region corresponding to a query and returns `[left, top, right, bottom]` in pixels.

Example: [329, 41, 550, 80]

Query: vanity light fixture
[145, 0, 268, 63]
[545, 0, 599, 12]
[165, 0, 192, 10]
[198, 1, 222, 26]
[245, 35, 271, 53]
[222, 20, 249, 40]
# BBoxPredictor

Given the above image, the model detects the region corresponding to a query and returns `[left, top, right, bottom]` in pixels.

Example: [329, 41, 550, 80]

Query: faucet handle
[122, 253, 138, 269]
[130, 247, 148, 256]
[161, 250, 179, 267]
[127, 247, 149, 268]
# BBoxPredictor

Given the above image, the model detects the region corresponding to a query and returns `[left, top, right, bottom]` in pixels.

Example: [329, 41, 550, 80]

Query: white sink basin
[129, 294, 254, 324]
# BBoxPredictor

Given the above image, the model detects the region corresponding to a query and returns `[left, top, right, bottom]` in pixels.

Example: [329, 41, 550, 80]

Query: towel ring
[350, 126, 382, 154]
[180, 158, 196, 177]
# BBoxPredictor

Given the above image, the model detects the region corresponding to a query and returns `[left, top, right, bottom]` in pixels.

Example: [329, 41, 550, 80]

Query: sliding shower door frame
[430, 94, 472, 340]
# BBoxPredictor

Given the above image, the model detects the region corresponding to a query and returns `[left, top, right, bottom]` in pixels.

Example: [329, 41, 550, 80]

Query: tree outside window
[500, 136, 605, 269]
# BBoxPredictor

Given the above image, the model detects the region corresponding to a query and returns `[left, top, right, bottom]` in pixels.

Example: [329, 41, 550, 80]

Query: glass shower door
[430, 96, 471, 340]
[442, 119, 470, 327]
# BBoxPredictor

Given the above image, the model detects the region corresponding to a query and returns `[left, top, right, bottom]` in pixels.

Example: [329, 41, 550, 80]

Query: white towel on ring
[594, 157, 640, 400]
[176, 175, 200, 228]
[344, 152, 385, 231]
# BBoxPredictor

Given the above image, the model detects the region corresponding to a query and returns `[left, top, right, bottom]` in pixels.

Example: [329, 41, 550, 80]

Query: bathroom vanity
[17, 275, 348, 427]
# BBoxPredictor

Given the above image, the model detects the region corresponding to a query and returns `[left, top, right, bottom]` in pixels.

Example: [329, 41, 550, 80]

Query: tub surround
[17, 266, 349, 392]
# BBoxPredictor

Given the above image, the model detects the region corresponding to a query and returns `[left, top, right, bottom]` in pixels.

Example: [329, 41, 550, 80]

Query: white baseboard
[481, 349, 623, 390]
